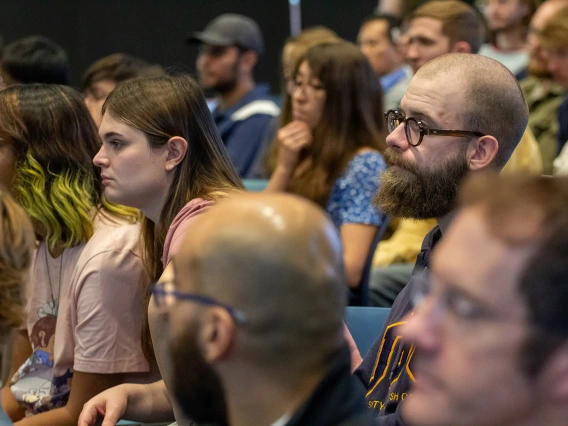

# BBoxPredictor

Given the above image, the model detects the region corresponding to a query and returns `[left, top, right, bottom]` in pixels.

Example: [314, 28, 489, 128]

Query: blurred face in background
[84, 79, 117, 128]
[545, 45, 568, 88]
[405, 18, 452, 74]
[291, 61, 327, 129]
[484, 0, 530, 32]
[196, 44, 242, 94]
[358, 19, 403, 76]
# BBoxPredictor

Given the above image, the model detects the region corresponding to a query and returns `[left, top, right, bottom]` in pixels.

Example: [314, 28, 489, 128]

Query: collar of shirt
[213, 83, 272, 119]
[269, 413, 292, 426]
[380, 65, 408, 93]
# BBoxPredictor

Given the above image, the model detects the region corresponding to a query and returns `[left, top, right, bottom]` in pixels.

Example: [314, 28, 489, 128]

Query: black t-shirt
[353, 225, 443, 426]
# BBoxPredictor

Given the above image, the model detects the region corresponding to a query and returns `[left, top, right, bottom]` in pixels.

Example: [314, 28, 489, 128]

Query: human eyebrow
[101, 131, 124, 140]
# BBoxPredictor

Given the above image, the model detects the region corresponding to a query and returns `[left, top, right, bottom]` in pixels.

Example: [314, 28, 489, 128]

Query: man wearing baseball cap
[189, 14, 280, 178]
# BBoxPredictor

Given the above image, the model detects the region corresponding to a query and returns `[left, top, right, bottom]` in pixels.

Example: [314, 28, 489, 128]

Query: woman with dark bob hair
[266, 41, 387, 290]
[79, 74, 243, 425]
[0, 84, 158, 426]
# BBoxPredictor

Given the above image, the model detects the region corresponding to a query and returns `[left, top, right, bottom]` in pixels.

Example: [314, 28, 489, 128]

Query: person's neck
[224, 362, 325, 426]
[219, 78, 255, 110]
[382, 59, 405, 77]
[436, 211, 457, 234]
[494, 25, 527, 52]
[141, 189, 169, 223]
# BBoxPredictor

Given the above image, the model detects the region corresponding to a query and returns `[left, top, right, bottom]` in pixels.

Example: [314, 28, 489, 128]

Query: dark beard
[211, 60, 239, 94]
[170, 322, 229, 426]
[374, 147, 469, 219]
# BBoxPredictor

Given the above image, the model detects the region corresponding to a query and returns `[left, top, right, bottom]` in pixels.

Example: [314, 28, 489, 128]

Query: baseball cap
[188, 14, 264, 54]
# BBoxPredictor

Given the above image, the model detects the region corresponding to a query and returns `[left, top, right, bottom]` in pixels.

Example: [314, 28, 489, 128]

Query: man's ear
[451, 41, 472, 54]
[200, 308, 235, 363]
[165, 136, 188, 172]
[239, 50, 258, 74]
[536, 342, 568, 402]
[467, 135, 499, 171]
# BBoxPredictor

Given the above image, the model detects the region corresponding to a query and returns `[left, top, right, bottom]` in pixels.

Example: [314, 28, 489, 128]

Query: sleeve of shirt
[224, 114, 275, 178]
[334, 154, 386, 227]
[73, 248, 149, 374]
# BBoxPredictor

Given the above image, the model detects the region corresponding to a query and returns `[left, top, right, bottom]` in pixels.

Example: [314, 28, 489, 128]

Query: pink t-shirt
[11, 213, 157, 414]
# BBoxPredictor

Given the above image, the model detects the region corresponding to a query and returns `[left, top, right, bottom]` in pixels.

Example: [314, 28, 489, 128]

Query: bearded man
[354, 53, 528, 426]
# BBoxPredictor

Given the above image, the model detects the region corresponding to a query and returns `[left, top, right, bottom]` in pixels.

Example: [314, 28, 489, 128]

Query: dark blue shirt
[212, 84, 280, 178]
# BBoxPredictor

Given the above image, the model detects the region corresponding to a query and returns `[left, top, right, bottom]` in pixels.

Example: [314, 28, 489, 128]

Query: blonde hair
[540, 5, 568, 50]
[0, 187, 35, 333]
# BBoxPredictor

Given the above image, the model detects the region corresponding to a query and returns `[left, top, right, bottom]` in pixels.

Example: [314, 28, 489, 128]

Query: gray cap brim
[187, 31, 233, 46]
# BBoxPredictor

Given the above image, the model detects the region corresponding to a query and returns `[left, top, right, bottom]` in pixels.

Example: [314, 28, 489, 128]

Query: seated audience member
[163, 194, 373, 425]
[0, 84, 156, 426]
[479, 0, 535, 79]
[265, 41, 387, 291]
[354, 53, 527, 424]
[82, 53, 165, 127]
[368, 0, 542, 310]
[250, 26, 340, 178]
[82, 75, 243, 425]
[188, 14, 280, 178]
[520, 0, 567, 174]
[358, 14, 413, 111]
[401, 173, 568, 426]
[0, 189, 35, 426]
[538, 5, 568, 174]
[0, 36, 69, 86]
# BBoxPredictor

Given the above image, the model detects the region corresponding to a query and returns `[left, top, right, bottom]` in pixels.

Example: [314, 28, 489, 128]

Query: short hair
[360, 13, 402, 45]
[539, 4, 568, 50]
[1, 35, 69, 85]
[0, 187, 35, 333]
[460, 173, 568, 376]
[411, 0, 485, 54]
[81, 53, 165, 91]
[418, 54, 528, 169]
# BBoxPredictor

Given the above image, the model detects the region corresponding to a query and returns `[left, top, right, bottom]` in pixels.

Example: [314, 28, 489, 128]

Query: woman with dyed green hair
[0, 84, 158, 426]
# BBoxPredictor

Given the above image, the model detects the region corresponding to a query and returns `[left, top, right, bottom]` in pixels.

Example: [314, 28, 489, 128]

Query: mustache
[383, 148, 420, 175]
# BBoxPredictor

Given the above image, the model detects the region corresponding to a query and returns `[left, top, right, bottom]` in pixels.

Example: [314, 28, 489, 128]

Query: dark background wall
[0, 0, 377, 91]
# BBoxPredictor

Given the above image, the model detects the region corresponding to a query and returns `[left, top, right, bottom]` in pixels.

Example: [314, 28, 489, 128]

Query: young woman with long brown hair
[79, 74, 243, 425]
[266, 41, 387, 289]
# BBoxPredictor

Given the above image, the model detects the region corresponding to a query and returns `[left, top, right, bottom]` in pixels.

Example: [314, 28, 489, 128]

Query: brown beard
[374, 147, 470, 220]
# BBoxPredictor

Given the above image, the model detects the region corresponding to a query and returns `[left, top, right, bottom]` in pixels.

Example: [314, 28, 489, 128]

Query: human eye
[445, 290, 486, 320]
[108, 139, 124, 150]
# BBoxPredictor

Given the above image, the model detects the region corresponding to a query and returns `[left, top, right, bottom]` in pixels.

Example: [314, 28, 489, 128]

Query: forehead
[408, 17, 446, 41]
[99, 113, 146, 141]
[432, 207, 533, 315]
[401, 73, 467, 127]
[359, 19, 389, 40]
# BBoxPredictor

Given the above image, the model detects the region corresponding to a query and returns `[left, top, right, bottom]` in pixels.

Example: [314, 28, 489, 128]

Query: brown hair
[0, 187, 34, 333]
[103, 75, 244, 357]
[539, 5, 568, 50]
[412, 0, 485, 53]
[268, 42, 386, 206]
[81, 53, 165, 91]
[460, 173, 568, 376]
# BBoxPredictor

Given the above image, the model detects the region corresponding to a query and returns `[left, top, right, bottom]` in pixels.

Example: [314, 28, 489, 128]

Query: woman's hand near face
[276, 120, 313, 171]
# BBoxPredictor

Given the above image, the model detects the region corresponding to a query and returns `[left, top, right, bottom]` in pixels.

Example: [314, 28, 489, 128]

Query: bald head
[175, 193, 346, 371]
[417, 53, 528, 169]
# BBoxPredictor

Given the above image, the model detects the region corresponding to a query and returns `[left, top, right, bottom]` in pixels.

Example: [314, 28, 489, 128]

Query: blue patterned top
[326, 151, 386, 229]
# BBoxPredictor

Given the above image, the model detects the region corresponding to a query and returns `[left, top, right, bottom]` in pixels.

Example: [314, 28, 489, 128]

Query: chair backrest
[350, 216, 392, 306]
[345, 306, 391, 357]
[243, 179, 269, 192]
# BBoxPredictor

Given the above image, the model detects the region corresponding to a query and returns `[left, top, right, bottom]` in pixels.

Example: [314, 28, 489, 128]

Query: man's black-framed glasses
[384, 110, 485, 147]
[152, 281, 248, 324]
